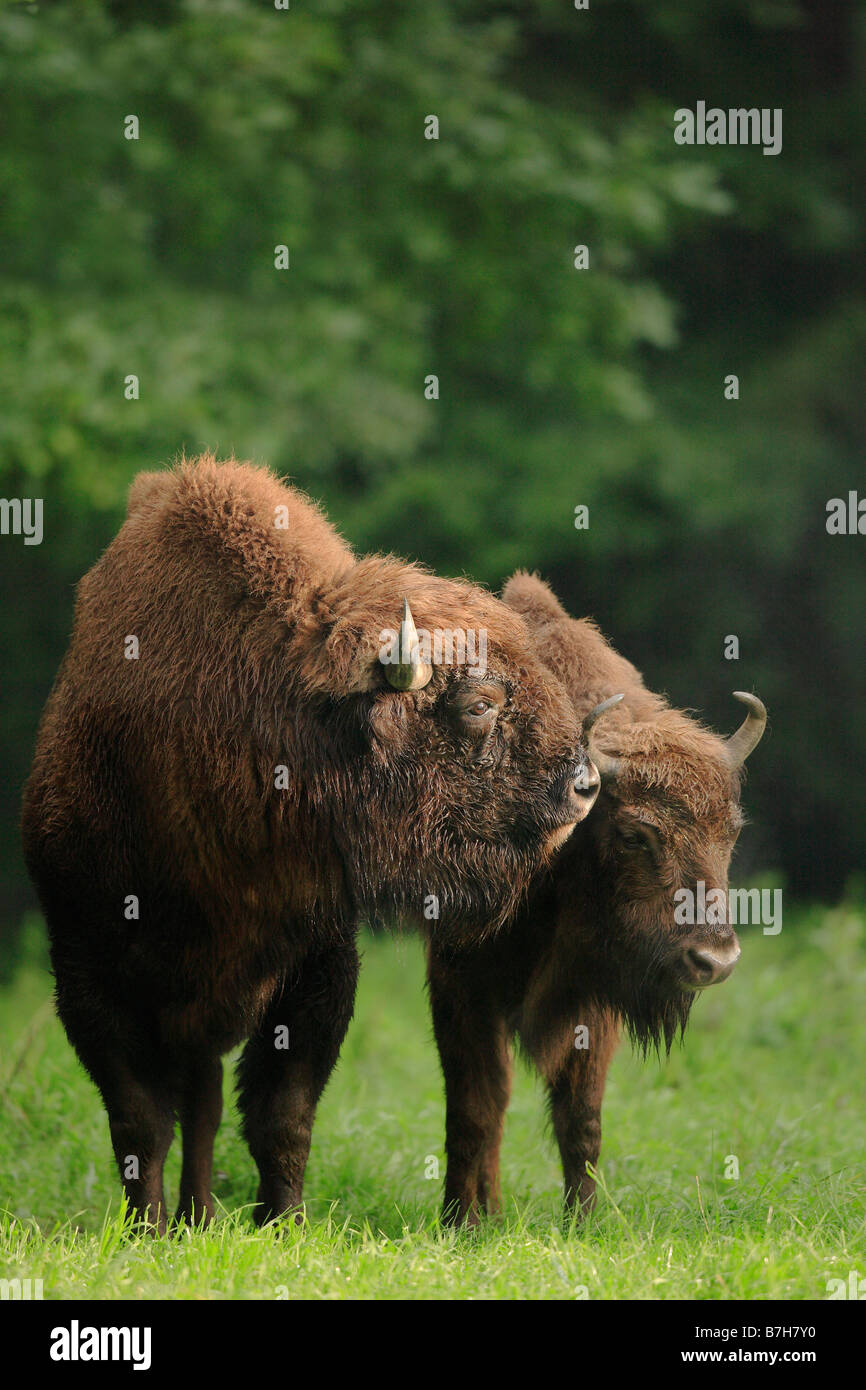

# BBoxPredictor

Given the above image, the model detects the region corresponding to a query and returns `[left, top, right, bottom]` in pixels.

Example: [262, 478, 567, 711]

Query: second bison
[427, 572, 767, 1224]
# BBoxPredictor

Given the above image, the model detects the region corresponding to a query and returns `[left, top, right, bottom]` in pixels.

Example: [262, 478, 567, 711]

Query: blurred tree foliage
[1, 0, 863, 964]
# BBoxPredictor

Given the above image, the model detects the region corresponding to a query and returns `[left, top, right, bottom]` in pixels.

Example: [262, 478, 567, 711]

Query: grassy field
[1, 905, 864, 1300]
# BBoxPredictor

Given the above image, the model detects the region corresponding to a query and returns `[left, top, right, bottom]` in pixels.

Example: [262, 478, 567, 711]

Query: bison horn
[724, 691, 767, 768]
[381, 597, 433, 691]
[583, 693, 625, 780]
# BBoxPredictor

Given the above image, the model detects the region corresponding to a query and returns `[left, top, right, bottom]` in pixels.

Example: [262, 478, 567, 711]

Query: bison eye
[467, 699, 493, 717]
[450, 683, 505, 734]
[618, 823, 659, 855]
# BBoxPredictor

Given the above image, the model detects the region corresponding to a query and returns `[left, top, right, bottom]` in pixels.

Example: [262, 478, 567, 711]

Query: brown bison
[427, 572, 767, 1225]
[22, 459, 599, 1232]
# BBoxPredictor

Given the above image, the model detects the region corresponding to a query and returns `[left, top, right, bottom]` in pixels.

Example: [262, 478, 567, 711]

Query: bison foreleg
[427, 945, 511, 1228]
[544, 1007, 618, 1218]
[175, 1053, 223, 1229]
[236, 937, 359, 1227]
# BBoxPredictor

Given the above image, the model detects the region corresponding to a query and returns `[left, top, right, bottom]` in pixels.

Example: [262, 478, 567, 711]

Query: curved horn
[583, 693, 625, 780]
[725, 691, 767, 768]
[381, 597, 433, 691]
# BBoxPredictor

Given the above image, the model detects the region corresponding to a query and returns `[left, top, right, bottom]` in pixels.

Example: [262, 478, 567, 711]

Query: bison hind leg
[92, 1054, 178, 1237]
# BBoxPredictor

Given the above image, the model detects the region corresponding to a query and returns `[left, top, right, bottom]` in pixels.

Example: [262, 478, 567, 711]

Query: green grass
[1, 907, 864, 1299]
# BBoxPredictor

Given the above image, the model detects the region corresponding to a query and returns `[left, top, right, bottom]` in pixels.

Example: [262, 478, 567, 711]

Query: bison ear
[502, 571, 569, 627]
[127, 470, 174, 518]
[312, 617, 384, 695]
[302, 606, 425, 699]
[502, 571, 575, 685]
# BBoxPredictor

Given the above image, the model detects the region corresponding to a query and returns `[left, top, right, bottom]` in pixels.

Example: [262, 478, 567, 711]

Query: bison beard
[21, 457, 595, 1232]
[556, 847, 698, 1058]
[427, 571, 766, 1226]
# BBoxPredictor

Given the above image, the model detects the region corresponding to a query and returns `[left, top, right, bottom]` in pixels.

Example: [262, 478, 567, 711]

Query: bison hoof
[441, 1201, 485, 1230]
[254, 1200, 305, 1230]
[127, 1209, 168, 1239]
[173, 1200, 215, 1231]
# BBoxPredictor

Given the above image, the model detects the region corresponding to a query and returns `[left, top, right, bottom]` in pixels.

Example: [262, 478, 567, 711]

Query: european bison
[427, 572, 767, 1225]
[22, 459, 599, 1231]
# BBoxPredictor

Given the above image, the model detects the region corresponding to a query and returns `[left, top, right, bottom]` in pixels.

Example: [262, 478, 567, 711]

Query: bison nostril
[686, 948, 716, 984]
[572, 765, 599, 811]
[573, 761, 600, 797]
[557, 760, 600, 826]
[683, 942, 741, 989]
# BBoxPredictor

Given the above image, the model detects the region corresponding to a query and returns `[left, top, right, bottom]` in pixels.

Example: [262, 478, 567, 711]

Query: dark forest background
[1, 0, 864, 971]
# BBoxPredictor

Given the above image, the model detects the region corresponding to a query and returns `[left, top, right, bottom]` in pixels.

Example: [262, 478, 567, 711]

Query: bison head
[502, 571, 766, 1050]
[298, 555, 600, 938]
[576, 691, 766, 1046]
